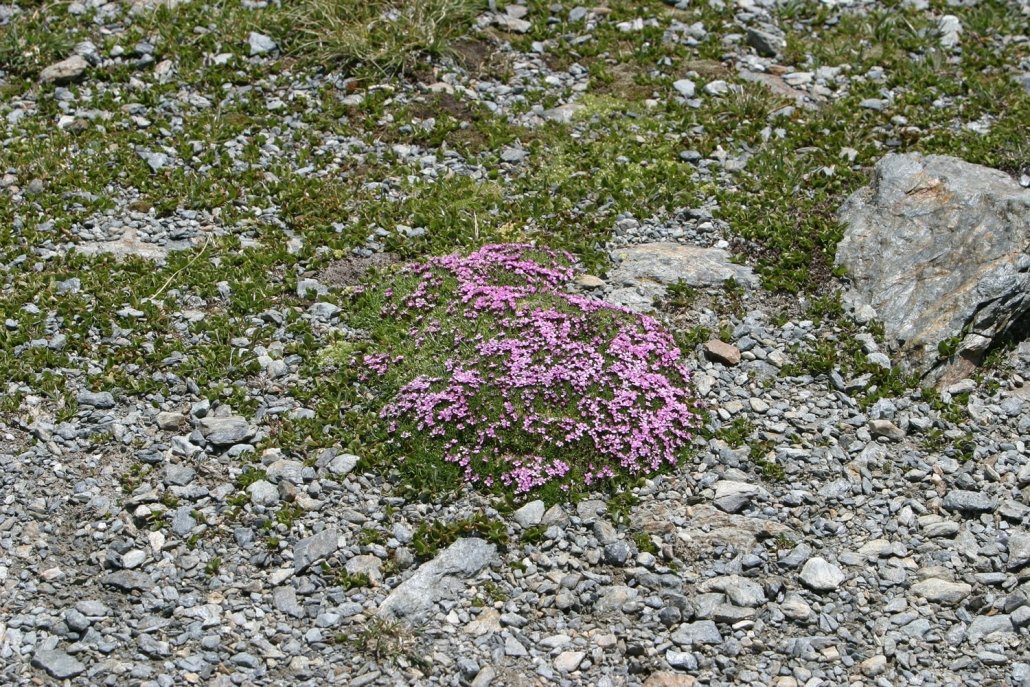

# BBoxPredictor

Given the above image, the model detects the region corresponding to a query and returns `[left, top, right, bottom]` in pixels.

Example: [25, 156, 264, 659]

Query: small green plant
[412, 512, 509, 560]
[520, 525, 546, 544]
[344, 617, 424, 666]
[359, 528, 386, 546]
[205, 557, 222, 575]
[235, 466, 268, 490]
[336, 570, 372, 590]
[275, 503, 304, 528]
[633, 532, 659, 556]
[719, 417, 754, 448]
[675, 325, 712, 351]
[119, 464, 149, 494]
[937, 336, 961, 359]
[607, 488, 639, 526]
[750, 441, 785, 481]
[664, 280, 698, 309]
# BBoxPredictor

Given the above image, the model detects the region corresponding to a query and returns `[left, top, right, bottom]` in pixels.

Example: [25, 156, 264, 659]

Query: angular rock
[967, 614, 1014, 643]
[101, 570, 151, 592]
[860, 655, 888, 677]
[513, 500, 545, 528]
[644, 673, 697, 687]
[198, 416, 254, 446]
[704, 340, 742, 367]
[273, 586, 306, 619]
[712, 480, 766, 513]
[77, 390, 115, 408]
[378, 538, 496, 623]
[554, 650, 586, 672]
[248, 32, 277, 55]
[39, 55, 88, 84]
[31, 649, 85, 679]
[609, 243, 759, 291]
[670, 620, 723, 646]
[836, 153, 1030, 385]
[746, 24, 785, 58]
[248, 480, 279, 507]
[294, 528, 339, 572]
[911, 578, 971, 604]
[1007, 532, 1030, 570]
[673, 78, 696, 98]
[942, 489, 997, 514]
[799, 557, 846, 592]
[266, 459, 305, 484]
[699, 574, 766, 607]
[868, 419, 905, 441]
[326, 453, 359, 476]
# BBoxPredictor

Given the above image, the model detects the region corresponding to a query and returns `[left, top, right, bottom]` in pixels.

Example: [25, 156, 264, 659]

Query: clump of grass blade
[285, 0, 485, 74]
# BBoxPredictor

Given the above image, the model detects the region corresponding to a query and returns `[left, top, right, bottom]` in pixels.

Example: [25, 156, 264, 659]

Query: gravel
[2, 1, 1028, 686]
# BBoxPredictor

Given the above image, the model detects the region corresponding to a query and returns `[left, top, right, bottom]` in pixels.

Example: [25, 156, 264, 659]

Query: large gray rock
[198, 416, 255, 446]
[606, 243, 758, 311]
[293, 528, 339, 572]
[377, 538, 497, 623]
[836, 153, 1030, 385]
[39, 55, 88, 84]
[31, 649, 85, 678]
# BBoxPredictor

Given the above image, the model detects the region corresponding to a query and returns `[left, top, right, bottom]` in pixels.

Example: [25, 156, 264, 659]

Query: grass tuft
[284, 0, 485, 74]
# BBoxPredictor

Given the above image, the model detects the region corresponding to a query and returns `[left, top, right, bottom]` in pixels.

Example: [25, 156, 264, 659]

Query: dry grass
[285, 0, 485, 74]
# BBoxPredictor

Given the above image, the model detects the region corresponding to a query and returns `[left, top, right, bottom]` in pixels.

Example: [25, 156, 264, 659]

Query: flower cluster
[365, 243, 701, 496]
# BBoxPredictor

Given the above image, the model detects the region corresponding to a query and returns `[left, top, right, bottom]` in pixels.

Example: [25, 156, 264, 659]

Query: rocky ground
[2, 0, 1029, 686]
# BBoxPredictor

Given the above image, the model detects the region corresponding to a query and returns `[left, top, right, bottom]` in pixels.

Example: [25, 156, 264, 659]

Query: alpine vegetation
[349, 244, 702, 499]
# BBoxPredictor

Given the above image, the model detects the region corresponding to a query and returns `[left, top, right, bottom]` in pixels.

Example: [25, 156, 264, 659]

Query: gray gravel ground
[2, 0, 1029, 686]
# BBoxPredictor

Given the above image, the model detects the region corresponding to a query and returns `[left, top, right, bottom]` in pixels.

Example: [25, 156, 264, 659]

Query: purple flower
[370, 244, 702, 494]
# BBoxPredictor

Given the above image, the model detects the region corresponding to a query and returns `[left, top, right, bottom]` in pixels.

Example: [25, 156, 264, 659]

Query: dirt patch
[592, 62, 656, 101]
[319, 253, 400, 288]
[408, 92, 476, 121]
[681, 58, 732, 78]
[449, 37, 513, 81]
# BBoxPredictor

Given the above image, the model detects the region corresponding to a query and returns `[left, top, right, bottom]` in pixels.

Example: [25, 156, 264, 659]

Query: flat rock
[31, 649, 85, 678]
[101, 570, 151, 592]
[670, 620, 723, 645]
[378, 538, 497, 623]
[1007, 531, 1030, 570]
[699, 574, 767, 607]
[198, 416, 254, 446]
[637, 503, 796, 552]
[942, 489, 997, 514]
[704, 340, 742, 367]
[553, 650, 586, 672]
[77, 390, 115, 408]
[293, 528, 339, 572]
[608, 243, 759, 292]
[868, 419, 905, 441]
[76, 226, 182, 263]
[644, 673, 697, 687]
[799, 557, 846, 592]
[272, 586, 306, 618]
[39, 55, 88, 84]
[836, 153, 1030, 385]
[513, 500, 545, 528]
[967, 614, 1014, 643]
[911, 577, 971, 604]
[712, 480, 767, 513]
[746, 24, 785, 58]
